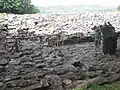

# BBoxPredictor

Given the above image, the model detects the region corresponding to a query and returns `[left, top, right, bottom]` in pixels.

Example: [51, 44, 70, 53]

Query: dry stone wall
[0, 12, 120, 90]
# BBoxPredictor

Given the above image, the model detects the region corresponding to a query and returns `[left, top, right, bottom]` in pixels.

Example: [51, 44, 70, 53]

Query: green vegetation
[73, 81, 120, 90]
[0, 0, 40, 14]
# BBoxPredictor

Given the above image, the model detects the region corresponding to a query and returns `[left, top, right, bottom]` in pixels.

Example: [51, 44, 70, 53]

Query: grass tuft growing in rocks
[72, 81, 120, 90]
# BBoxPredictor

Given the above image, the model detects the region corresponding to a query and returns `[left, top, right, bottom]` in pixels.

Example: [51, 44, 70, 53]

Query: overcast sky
[31, 0, 120, 7]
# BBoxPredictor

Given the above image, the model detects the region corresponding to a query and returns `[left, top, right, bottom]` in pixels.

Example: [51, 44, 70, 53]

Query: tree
[0, 0, 40, 14]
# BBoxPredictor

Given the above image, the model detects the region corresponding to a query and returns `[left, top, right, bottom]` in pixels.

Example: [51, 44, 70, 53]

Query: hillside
[39, 5, 116, 14]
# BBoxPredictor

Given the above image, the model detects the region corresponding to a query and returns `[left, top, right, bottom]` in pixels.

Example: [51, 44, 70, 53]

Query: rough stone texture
[1, 12, 120, 90]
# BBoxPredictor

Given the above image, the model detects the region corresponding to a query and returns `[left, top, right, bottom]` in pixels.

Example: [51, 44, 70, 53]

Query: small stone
[0, 59, 8, 66]
[35, 63, 46, 68]
[0, 66, 5, 73]
[5, 80, 20, 87]
[0, 82, 3, 87]
[9, 59, 21, 65]
[44, 43, 49, 46]
[57, 51, 64, 57]
[75, 80, 87, 89]
[14, 52, 23, 58]
[22, 62, 34, 68]
[40, 79, 49, 87]
[29, 84, 49, 90]
[63, 79, 72, 85]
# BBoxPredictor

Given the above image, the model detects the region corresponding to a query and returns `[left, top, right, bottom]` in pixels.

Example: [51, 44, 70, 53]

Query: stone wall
[0, 12, 120, 90]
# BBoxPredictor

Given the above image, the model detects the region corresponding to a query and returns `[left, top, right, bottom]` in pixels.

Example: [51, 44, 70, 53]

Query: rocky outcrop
[0, 12, 120, 90]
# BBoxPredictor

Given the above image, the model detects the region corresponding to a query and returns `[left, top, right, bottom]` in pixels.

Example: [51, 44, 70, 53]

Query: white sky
[31, 0, 120, 7]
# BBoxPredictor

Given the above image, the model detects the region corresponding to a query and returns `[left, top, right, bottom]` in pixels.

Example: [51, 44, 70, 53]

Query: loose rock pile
[0, 12, 120, 90]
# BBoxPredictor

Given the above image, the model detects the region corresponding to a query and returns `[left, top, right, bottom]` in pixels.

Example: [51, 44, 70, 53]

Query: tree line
[0, 0, 40, 14]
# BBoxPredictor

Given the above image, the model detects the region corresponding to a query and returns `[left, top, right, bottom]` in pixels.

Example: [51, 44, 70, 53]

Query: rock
[45, 75, 63, 90]
[88, 65, 96, 71]
[86, 73, 120, 87]
[30, 52, 42, 58]
[72, 61, 84, 68]
[23, 72, 38, 80]
[0, 72, 5, 81]
[35, 63, 46, 68]
[97, 61, 120, 73]
[0, 58, 8, 66]
[40, 79, 49, 87]
[37, 71, 48, 78]
[13, 52, 23, 58]
[57, 50, 64, 57]
[53, 65, 78, 75]
[27, 83, 49, 90]
[0, 66, 5, 73]
[0, 82, 4, 88]
[5, 64, 21, 70]
[75, 80, 87, 89]
[85, 71, 97, 78]
[20, 56, 33, 62]
[5, 80, 20, 87]
[22, 62, 34, 68]
[63, 35, 94, 45]
[18, 80, 39, 87]
[44, 42, 49, 46]
[110, 62, 120, 73]
[22, 50, 33, 56]
[5, 70, 21, 82]
[4, 75, 21, 82]
[9, 59, 21, 65]
[42, 54, 49, 58]
[65, 80, 87, 90]
[60, 72, 82, 80]
[0, 24, 8, 31]
[62, 79, 72, 85]
[0, 51, 6, 56]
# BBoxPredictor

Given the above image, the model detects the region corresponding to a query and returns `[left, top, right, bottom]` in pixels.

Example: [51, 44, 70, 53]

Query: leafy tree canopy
[0, 0, 40, 14]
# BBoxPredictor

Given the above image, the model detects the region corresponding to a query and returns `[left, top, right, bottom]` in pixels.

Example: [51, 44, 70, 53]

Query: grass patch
[73, 81, 120, 90]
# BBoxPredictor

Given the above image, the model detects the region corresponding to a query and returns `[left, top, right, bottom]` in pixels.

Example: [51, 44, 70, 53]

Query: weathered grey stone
[9, 59, 21, 65]
[21, 62, 34, 68]
[65, 80, 87, 90]
[35, 63, 46, 68]
[27, 83, 49, 90]
[57, 50, 64, 57]
[22, 50, 33, 56]
[40, 79, 49, 87]
[5, 64, 22, 71]
[62, 79, 72, 85]
[1, 13, 120, 90]
[5, 80, 20, 87]
[53, 65, 78, 75]
[0, 82, 4, 88]
[86, 73, 120, 87]
[0, 72, 5, 82]
[60, 72, 82, 80]
[0, 66, 5, 73]
[13, 52, 23, 58]
[4, 75, 21, 82]
[0, 58, 8, 66]
[30, 53, 42, 58]
[85, 71, 98, 78]
[45, 75, 63, 90]
[18, 80, 39, 87]
[20, 56, 33, 62]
